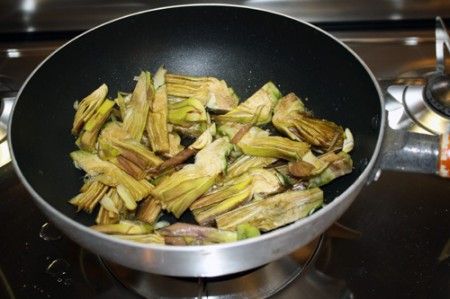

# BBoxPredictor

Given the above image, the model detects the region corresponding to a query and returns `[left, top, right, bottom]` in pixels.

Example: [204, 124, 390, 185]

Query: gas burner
[386, 17, 450, 135]
[101, 237, 323, 299]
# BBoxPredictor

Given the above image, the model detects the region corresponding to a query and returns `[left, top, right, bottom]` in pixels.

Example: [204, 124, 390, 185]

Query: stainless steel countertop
[1, 0, 450, 34]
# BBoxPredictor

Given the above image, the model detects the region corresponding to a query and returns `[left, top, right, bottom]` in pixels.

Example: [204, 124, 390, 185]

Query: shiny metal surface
[387, 85, 450, 134]
[0, 96, 13, 168]
[104, 237, 322, 298]
[0, 97, 13, 142]
[435, 17, 450, 73]
[1, 0, 450, 34]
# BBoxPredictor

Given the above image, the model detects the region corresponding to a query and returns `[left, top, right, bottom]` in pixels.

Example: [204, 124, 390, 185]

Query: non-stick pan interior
[10, 6, 381, 226]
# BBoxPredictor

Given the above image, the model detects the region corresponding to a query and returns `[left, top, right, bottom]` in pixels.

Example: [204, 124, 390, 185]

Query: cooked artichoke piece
[237, 223, 261, 240]
[98, 122, 163, 179]
[72, 84, 108, 135]
[99, 188, 120, 213]
[151, 137, 233, 218]
[96, 206, 114, 225]
[112, 233, 165, 244]
[147, 66, 170, 153]
[214, 82, 282, 125]
[190, 123, 216, 150]
[70, 150, 153, 208]
[272, 93, 344, 152]
[158, 222, 237, 245]
[235, 127, 310, 161]
[226, 155, 277, 180]
[158, 124, 216, 172]
[69, 180, 109, 213]
[166, 73, 239, 112]
[191, 168, 284, 226]
[287, 160, 316, 178]
[114, 92, 130, 120]
[91, 220, 153, 235]
[168, 97, 210, 137]
[307, 152, 353, 188]
[123, 71, 153, 140]
[191, 174, 253, 226]
[172, 123, 209, 138]
[96, 188, 125, 224]
[216, 188, 323, 232]
[286, 150, 330, 178]
[136, 196, 162, 224]
[165, 132, 185, 157]
[168, 97, 208, 126]
[342, 128, 354, 153]
[77, 99, 115, 151]
[217, 122, 247, 138]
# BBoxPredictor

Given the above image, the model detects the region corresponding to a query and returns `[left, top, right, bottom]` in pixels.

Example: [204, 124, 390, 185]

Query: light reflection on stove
[39, 222, 62, 241]
[45, 259, 72, 286]
[6, 49, 21, 59]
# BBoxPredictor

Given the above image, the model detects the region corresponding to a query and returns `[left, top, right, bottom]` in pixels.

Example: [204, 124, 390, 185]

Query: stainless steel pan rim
[8, 3, 385, 276]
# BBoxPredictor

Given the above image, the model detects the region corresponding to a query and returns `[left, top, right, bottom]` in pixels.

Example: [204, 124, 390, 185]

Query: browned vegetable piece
[272, 93, 344, 152]
[307, 151, 353, 188]
[216, 188, 323, 232]
[91, 220, 153, 235]
[147, 67, 170, 153]
[137, 197, 162, 224]
[191, 168, 284, 226]
[69, 180, 109, 213]
[77, 99, 115, 151]
[236, 127, 310, 161]
[225, 155, 277, 180]
[72, 84, 108, 135]
[151, 138, 233, 218]
[166, 73, 239, 112]
[70, 150, 154, 210]
[157, 124, 216, 172]
[98, 122, 163, 179]
[288, 160, 316, 177]
[123, 71, 153, 140]
[214, 82, 282, 125]
[158, 223, 237, 245]
[96, 189, 125, 225]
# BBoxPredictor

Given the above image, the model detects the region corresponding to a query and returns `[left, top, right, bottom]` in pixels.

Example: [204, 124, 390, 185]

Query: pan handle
[374, 127, 449, 179]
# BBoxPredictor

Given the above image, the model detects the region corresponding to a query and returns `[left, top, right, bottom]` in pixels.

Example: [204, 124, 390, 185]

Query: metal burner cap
[424, 73, 450, 118]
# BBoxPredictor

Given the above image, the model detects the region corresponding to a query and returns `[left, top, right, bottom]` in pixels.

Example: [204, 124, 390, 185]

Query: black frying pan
[8, 4, 383, 276]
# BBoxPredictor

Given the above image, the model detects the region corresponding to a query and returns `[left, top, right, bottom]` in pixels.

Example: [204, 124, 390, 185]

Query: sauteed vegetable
[69, 67, 354, 246]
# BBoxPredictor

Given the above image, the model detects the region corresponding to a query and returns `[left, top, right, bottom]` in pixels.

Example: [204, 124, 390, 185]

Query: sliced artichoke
[214, 82, 282, 125]
[273, 93, 344, 152]
[123, 71, 153, 141]
[236, 127, 310, 161]
[72, 84, 108, 135]
[216, 188, 323, 232]
[159, 222, 237, 245]
[147, 66, 170, 153]
[166, 73, 239, 112]
[70, 150, 153, 208]
[191, 168, 284, 225]
[98, 122, 163, 179]
[151, 137, 233, 218]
